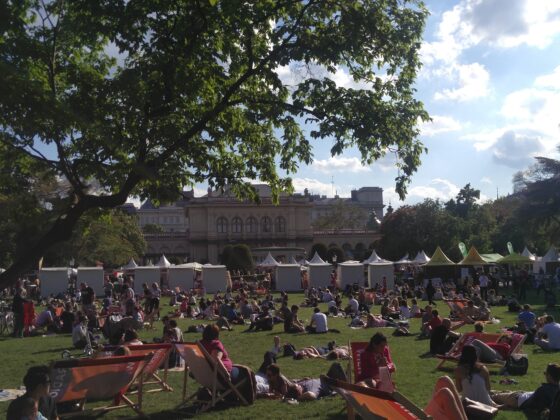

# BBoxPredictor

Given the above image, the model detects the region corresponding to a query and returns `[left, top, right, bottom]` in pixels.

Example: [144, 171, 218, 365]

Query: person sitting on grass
[306, 307, 328, 334]
[247, 305, 273, 331]
[7, 365, 58, 420]
[491, 362, 560, 413]
[535, 315, 560, 351]
[284, 305, 305, 333]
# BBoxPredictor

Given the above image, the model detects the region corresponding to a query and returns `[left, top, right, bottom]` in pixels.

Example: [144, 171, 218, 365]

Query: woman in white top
[454, 345, 497, 407]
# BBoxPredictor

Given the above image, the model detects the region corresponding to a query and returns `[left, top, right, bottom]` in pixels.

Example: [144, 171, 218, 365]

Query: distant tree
[310, 243, 328, 261]
[230, 244, 254, 273]
[142, 224, 164, 234]
[445, 183, 480, 218]
[220, 245, 234, 267]
[327, 245, 344, 264]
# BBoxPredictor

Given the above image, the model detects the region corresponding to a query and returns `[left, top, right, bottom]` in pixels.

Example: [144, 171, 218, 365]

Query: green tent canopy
[459, 246, 491, 265]
[425, 246, 456, 266]
[480, 253, 503, 264]
[497, 253, 533, 265]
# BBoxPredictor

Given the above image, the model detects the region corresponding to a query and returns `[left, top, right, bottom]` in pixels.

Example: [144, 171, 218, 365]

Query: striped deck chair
[49, 353, 152, 417]
[323, 376, 430, 420]
[102, 343, 174, 393]
[174, 342, 255, 413]
[436, 332, 526, 370]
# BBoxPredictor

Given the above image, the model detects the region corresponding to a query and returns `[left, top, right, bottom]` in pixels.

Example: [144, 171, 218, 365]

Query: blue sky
[223, 0, 560, 209]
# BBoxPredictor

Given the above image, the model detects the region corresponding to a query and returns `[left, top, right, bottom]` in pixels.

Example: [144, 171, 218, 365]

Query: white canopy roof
[396, 253, 411, 264]
[521, 246, 536, 261]
[412, 250, 431, 264]
[309, 252, 329, 265]
[339, 260, 363, 266]
[542, 246, 559, 262]
[363, 249, 392, 264]
[174, 262, 203, 271]
[157, 254, 171, 268]
[288, 255, 299, 265]
[123, 258, 138, 270]
[259, 252, 279, 267]
[297, 258, 310, 266]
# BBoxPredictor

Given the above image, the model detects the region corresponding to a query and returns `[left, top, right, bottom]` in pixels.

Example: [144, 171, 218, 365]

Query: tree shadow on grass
[31, 346, 72, 355]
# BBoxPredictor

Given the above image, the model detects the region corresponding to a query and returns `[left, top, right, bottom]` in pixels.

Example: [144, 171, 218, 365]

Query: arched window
[232, 217, 243, 233]
[216, 217, 228, 233]
[246, 217, 258, 233]
[275, 216, 286, 233]
[261, 216, 272, 233]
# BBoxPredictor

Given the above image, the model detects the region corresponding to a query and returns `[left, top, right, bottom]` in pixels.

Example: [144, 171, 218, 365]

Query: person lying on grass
[491, 362, 560, 413]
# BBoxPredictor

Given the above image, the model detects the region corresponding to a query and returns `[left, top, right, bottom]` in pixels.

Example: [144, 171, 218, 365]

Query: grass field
[1, 289, 559, 419]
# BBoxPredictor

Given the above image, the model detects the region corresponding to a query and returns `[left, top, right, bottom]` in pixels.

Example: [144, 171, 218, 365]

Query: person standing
[426, 279, 436, 306]
[478, 272, 489, 301]
[11, 286, 26, 338]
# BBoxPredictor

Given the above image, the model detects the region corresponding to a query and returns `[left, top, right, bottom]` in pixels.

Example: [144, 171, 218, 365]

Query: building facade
[133, 185, 383, 264]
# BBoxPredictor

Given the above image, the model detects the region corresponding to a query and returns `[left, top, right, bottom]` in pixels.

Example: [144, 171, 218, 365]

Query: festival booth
[412, 251, 430, 265]
[422, 247, 456, 280]
[38, 267, 68, 298]
[275, 264, 302, 291]
[540, 246, 559, 274]
[337, 261, 364, 289]
[367, 261, 394, 290]
[156, 255, 171, 288]
[77, 267, 104, 296]
[201, 265, 229, 293]
[123, 258, 138, 275]
[168, 263, 202, 291]
[133, 266, 161, 295]
[307, 252, 332, 289]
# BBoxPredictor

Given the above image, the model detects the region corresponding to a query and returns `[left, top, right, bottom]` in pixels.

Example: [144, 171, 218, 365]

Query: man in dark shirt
[11, 287, 26, 338]
[7, 365, 58, 420]
[430, 318, 460, 355]
[492, 363, 560, 412]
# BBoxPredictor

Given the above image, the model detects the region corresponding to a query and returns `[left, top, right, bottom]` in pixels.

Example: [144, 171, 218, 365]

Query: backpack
[505, 354, 529, 375]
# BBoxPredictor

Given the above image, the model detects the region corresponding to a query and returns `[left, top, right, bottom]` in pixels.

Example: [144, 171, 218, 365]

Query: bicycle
[0, 310, 14, 335]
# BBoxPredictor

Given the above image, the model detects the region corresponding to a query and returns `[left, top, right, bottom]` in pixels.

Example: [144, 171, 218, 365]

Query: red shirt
[428, 316, 443, 329]
[360, 346, 395, 384]
[488, 343, 511, 360]
[200, 339, 233, 372]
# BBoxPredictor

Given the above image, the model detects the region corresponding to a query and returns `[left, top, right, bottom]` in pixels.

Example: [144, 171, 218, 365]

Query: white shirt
[479, 275, 489, 287]
[541, 322, 560, 349]
[349, 298, 359, 314]
[311, 312, 328, 333]
[322, 292, 333, 302]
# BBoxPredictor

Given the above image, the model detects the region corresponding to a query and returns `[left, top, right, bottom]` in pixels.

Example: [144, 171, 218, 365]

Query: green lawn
[1, 289, 559, 419]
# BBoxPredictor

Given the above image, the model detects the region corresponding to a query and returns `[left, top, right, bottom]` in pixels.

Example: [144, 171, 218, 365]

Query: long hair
[367, 332, 387, 352]
[458, 345, 478, 381]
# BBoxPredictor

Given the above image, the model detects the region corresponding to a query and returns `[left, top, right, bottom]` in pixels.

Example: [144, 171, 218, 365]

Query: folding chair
[174, 342, 253, 412]
[323, 376, 430, 420]
[436, 332, 526, 370]
[103, 343, 174, 393]
[49, 353, 152, 417]
[349, 342, 395, 385]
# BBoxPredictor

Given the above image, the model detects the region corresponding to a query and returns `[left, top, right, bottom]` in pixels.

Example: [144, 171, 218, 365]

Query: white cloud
[535, 65, 560, 89]
[434, 63, 490, 101]
[491, 131, 544, 168]
[291, 178, 355, 198]
[420, 115, 463, 137]
[312, 156, 371, 174]
[480, 177, 493, 185]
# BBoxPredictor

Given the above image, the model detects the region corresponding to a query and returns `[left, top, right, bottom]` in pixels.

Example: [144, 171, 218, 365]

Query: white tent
[202, 265, 228, 293]
[123, 258, 138, 270]
[309, 252, 326, 264]
[368, 262, 395, 290]
[157, 254, 172, 268]
[362, 249, 391, 264]
[297, 258, 310, 266]
[288, 255, 299, 265]
[133, 266, 161, 295]
[308, 258, 332, 289]
[38, 267, 68, 298]
[337, 261, 364, 289]
[259, 252, 279, 267]
[168, 265, 197, 291]
[521, 247, 536, 261]
[542, 247, 559, 262]
[275, 264, 302, 291]
[412, 251, 431, 264]
[77, 267, 104, 296]
[396, 253, 411, 264]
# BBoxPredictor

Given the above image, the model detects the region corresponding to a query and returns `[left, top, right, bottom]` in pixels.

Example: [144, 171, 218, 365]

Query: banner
[458, 242, 467, 258]
[507, 242, 514, 255]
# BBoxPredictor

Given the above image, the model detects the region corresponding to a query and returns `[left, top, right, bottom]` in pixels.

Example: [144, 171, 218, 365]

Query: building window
[275, 216, 286, 233]
[232, 217, 243, 233]
[217, 217, 228, 233]
[246, 217, 258, 233]
[261, 216, 272, 233]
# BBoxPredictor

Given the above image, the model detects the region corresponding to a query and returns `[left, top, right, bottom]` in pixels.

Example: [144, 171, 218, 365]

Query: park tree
[230, 244, 254, 273]
[327, 245, 345, 264]
[310, 243, 328, 261]
[445, 183, 480, 218]
[142, 224, 164, 234]
[0, 0, 429, 288]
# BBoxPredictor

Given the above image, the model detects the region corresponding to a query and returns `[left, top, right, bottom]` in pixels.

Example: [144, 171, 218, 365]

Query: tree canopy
[0, 0, 429, 287]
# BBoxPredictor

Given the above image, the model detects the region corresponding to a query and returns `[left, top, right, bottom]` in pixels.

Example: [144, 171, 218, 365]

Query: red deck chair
[349, 342, 395, 390]
[49, 353, 152, 417]
[323, 376, 430, 420]
[23, 301, 36, 336]
[436, 332, 526, 370]
[102, 343, 174, 393]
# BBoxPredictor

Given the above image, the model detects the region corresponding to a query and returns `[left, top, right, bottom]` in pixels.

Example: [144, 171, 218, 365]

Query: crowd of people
[3, 265, 560, 419]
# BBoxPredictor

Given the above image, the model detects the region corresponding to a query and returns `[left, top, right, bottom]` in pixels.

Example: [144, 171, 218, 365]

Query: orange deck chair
[349, 342, 395, 391]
